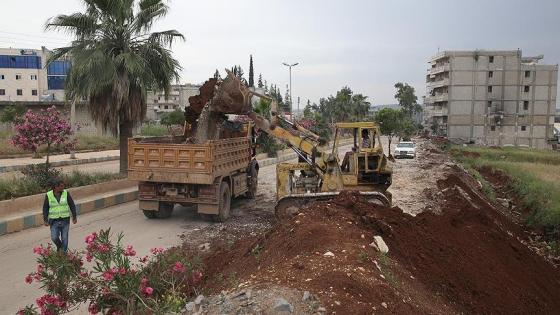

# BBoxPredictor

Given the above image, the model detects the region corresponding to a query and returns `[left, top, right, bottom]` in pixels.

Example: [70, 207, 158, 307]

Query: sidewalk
[0, 150, 120, 173]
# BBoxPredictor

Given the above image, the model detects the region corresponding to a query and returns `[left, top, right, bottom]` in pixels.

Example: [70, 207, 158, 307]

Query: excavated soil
[198, 170, 560, 314]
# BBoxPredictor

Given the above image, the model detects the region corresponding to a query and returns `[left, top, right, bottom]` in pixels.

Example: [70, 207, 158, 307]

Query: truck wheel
[216, 182, 231, 222]
[143, 210, 157, 219]
[245, 166, 258, 199]
[156, 202, 174, 219]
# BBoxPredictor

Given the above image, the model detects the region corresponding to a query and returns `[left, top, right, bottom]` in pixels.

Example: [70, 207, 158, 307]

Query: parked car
[395, 141, 416, 158]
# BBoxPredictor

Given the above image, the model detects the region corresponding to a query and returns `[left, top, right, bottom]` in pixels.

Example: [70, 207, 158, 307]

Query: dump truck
[128, 122, 259, 222]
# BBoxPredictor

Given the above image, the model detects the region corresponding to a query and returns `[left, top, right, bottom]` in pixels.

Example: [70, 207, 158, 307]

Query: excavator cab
[336, 122, 392, 189]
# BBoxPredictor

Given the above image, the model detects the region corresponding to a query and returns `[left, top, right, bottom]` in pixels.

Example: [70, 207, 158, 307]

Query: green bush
[20, 164, 63, 190]
[0, 171, 124, 200]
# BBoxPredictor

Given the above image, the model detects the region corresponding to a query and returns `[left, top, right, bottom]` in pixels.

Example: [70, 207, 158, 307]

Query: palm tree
[46, 0, 184, 174]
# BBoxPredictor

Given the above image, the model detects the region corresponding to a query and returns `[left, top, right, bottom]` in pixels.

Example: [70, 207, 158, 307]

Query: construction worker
[43, 178, 77, 253]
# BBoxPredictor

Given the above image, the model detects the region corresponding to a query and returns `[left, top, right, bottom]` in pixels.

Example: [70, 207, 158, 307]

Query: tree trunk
[388, 136, 392, 156]
[119, 120, 133, 175]
[46, 143, 51, 173]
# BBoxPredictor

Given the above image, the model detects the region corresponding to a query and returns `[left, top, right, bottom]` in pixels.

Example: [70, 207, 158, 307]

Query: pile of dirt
[198, 172, 560, 314]
[185, 78, 218, 124]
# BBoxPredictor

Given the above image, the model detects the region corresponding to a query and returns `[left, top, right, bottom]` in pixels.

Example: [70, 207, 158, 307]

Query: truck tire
[215, 182, 231, 222]
[156, 202, 174, 219]
[245, 164, 258, 199]
[143, 210, 157, 219]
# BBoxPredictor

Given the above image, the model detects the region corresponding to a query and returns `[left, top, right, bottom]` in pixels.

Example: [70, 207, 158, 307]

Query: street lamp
[282, 62, 298, 117]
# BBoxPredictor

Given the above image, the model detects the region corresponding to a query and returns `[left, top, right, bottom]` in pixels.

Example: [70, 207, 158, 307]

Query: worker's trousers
[49, 219, 69, 253]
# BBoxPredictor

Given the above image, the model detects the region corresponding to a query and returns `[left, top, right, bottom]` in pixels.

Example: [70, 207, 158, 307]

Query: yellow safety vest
[47, 190, 71, 219]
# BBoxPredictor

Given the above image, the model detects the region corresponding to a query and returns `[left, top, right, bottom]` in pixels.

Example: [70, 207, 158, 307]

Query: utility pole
[282, 62, 298, 117]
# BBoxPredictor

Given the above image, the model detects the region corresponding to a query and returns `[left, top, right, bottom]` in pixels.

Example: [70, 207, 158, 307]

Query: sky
[1, 0, 559, 108]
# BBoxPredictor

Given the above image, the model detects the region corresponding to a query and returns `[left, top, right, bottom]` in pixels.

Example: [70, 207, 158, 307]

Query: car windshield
[397, 143, 414, 148]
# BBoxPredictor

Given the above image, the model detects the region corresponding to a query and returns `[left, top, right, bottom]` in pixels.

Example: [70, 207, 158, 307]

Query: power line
[0, 30, 70, 42]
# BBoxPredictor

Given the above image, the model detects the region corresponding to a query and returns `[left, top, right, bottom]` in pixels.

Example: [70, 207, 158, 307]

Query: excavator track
[275, 191, 391, 220]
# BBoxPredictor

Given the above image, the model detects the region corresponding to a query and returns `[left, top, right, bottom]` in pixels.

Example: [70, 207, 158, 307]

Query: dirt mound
[200, 171, 560, 314]
[185, 78, 218, 124]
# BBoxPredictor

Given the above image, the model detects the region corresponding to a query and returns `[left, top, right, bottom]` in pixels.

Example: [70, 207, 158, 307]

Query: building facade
[146, 84, 201, 121]
[0, 47, 70, 103]
[424, 50, 558, 149]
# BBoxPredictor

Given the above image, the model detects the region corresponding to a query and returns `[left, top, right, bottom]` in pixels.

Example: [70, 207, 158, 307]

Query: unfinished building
[424, 50, 558, 149]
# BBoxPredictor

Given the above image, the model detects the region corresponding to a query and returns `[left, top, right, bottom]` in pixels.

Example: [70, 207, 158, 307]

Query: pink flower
[150, 247, 164, 254]
[192, 271, 203, 283]
[25, 274, 33, 284]
[140, 277, 149, 287]
[119, 267, 126, 275]
[97, 244, 110, 253]
[37, 264, 44, 273]
[144, 287, 153, 296]
[172, 261, 185, 273]
[88, 303, 99, 314]
[85, 232, 97, 245]
[139, 255, 148, 263]
[85, 252, 93, 262]
[102, 271, 115, 281]
[124, 245, 136, 256]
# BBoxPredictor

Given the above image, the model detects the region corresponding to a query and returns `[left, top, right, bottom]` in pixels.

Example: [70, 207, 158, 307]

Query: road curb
[0, 190, 138, 236]
[0, 155, 120, 173]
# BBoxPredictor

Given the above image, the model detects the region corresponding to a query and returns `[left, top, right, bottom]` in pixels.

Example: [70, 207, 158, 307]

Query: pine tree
[248, 55, 254, 87]
[264, 80, 268, 92]
[258, 74, 263, 88]
[213, 69, 220, 80]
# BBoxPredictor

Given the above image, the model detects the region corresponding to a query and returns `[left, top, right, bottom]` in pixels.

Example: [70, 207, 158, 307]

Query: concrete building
[424, 50, 558, 149]
[146, 84, 200, 121]
[0, 47, 69, 103]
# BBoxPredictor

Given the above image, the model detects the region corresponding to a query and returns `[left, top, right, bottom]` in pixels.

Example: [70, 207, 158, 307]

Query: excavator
[190, 70, 393, 218]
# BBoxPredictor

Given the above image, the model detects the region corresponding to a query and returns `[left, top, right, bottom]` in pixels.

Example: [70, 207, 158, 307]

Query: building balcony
[426, 78, 450, 89]
[431, 108, 448, 117]
[428, 64, 450, 75]
[426, 93, 448, 103]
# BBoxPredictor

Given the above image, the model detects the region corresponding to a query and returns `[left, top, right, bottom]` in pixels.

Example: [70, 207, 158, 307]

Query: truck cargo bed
[128, 137, 251, 185]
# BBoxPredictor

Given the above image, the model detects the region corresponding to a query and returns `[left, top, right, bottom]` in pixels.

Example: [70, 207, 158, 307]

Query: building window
[488, 71, 493, 78]
[32, 89, 37, 96]
[489, 56, 494, 63]
[17, 89, 22, 96]
[164, 105, 169, 109]
[154, 99, 158, 103]
[47, 60, 71, 90]
[525, 71, 530, 78]
[30, 75, 37, 80]
[520, 126, 527, 131]
[490, 126, 496, 131]
[523, 101, 529, 110]
[487, 86, 493, 93]
[487, 101, 492, 107]
[0, 74, 4, 79]
[0, 55, 41, 69]
[15, 74, 22, 80]
[0, 89, 5, 95]
[524, 85, 530, 93]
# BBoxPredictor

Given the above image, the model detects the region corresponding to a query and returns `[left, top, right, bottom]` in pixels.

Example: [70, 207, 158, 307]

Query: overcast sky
[1, 0, 559, 108]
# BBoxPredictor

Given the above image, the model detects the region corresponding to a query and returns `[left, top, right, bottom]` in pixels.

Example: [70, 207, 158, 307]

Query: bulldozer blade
[275, 191, 391, 221]
[209, 70, 253, 114]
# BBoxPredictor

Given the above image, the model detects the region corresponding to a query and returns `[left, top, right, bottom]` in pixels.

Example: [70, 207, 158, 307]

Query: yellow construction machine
[209, 71, 393, 218]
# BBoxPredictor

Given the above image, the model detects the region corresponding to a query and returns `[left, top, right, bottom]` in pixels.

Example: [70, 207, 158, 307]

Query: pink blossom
[124, 245, 136, 256]
[102, 271, 115, 281]
[150, 247, 164, 254]
[88, 303, 99, 314]
[25, 274, 33, 284]
[144, 287, 153, 295]
[118, 267, 126, 275]
[172, 261, 185, 273]
[85, 252, 93, 262]
[139, 255, 149, 263]
[97, 244, 110, 253]
[37, 264, 44, 274]
[85, 232, 97, 245]
[192, 270, 203, 283]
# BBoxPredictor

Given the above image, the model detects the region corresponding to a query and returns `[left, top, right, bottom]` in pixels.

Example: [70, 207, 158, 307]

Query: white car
[394, 141, 416, 159]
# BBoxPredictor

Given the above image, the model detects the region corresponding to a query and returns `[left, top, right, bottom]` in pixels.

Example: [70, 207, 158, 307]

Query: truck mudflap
[275, 191, 391, 221]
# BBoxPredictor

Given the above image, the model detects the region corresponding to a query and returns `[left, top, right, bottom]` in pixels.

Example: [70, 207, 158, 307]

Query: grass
[0, 171, 125, 201]
[140, 125, 169, 137]
[0, 131, 118, 156]
[449, 145, 560, 234]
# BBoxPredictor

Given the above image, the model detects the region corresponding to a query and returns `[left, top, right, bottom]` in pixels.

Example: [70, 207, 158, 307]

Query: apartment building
[0, 47, 70, 102]
[146, 84, 200, 121]
[424, 50, 558, 149]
